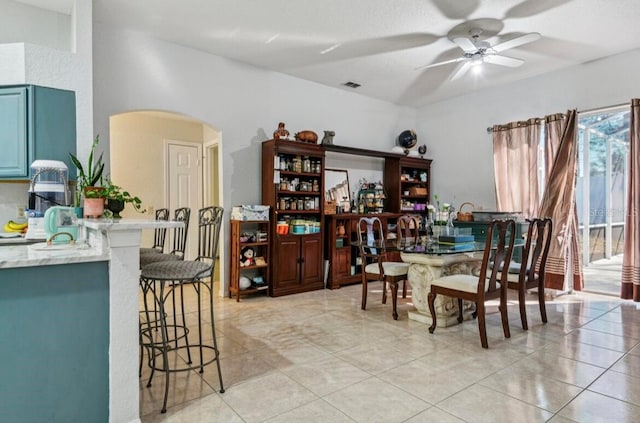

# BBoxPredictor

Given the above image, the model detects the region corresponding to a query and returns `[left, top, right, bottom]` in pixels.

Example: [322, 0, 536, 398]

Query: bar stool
[140, 207, 191, 267]
[140, 208, 170, 255]
[139, 206, 225, 413]
[138, 207, 191, 376]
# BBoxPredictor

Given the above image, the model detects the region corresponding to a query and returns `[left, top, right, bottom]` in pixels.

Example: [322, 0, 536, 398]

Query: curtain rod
[485, 101, 630, 134]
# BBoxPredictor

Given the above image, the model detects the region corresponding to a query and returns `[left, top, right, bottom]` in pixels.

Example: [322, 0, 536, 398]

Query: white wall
[0, 0, 71, 51]
[92, 24, 416, 294]
[0, 0, 92, 226]
[0, 1, 92, 161]
[416, 48, 640, 212]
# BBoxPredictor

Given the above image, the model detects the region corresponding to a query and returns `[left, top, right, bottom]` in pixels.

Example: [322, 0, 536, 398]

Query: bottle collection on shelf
[275, 155, 321, 174]
[273, 150, 323, 234]
[275, 153, 322, 212]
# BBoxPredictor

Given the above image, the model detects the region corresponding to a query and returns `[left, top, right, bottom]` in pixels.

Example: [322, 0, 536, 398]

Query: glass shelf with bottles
[356, 180, 386, 214]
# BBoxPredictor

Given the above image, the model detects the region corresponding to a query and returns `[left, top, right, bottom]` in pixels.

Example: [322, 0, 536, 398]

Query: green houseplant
[69, 135, 106, 217]
[103, 179, 146, 218]
[69, 135, 105, 201]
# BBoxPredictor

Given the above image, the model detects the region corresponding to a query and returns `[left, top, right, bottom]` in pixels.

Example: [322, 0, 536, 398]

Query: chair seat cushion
[364, 261, 410, 276]
[141, 260, 212, 281]
[140, 247, 161, 255]
[431, 274, 499, 293]
[140, 252, 182, 268]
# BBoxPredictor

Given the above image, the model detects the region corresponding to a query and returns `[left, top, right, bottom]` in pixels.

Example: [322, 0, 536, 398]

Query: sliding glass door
[576, 107, 629, 294]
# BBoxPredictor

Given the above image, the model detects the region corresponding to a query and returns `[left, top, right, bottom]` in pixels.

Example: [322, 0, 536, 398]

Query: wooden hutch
[261, 139, 325, 296]
[258, 140, 432, 295]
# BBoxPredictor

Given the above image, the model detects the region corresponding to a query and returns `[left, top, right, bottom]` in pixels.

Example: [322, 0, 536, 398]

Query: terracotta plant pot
[84, 197, 105, 218]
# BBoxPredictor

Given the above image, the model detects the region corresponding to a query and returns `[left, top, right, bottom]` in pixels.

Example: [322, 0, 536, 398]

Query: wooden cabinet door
[300, 234, 323, 286]
[334, 247, 351, 280]
[273, 236, 301, 291]
[0, 87, 28, 177]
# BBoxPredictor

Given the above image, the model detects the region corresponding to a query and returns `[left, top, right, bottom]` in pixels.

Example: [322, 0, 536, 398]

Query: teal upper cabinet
[0, 85, 76, 180]
[0, 87, 28, 177]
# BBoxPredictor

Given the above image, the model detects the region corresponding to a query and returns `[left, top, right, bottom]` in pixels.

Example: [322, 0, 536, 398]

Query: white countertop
[0, 242, 108, 269]
[0, 218, 181, 269]
[82, 217, 183, 231]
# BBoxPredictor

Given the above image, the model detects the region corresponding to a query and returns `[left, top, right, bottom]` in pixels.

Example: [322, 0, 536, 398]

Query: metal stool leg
[208, 279, 225, 392]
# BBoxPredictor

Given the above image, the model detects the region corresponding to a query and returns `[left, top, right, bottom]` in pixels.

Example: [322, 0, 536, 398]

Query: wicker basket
[457, 202, 475, 222]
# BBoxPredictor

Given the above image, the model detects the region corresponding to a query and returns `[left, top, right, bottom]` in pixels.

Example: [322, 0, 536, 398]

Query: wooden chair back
[357, 217, 385, 269]
[478, 219, 517, 296]
[397, 215, 420, 246]
[521, 217, 553, 283]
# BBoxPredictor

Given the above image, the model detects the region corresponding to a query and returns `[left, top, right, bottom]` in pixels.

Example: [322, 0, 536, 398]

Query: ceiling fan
[416, 29, 541, 80]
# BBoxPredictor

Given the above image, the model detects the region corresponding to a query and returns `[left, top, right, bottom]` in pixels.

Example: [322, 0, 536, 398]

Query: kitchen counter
[0, 242, 108, 268]
[0, 236, 41, 245]
[0, 217, 182, 423]
[0, 218, 179, 269]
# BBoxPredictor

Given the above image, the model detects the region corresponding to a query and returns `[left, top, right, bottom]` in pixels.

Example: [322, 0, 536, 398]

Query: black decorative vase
[106, 199, 125, 218]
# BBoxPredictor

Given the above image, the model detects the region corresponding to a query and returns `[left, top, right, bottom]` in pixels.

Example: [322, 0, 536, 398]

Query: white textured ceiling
[33, 0, 640, 107]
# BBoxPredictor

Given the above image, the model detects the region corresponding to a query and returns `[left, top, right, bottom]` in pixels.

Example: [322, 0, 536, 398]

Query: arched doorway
[109, 110, 224, 287]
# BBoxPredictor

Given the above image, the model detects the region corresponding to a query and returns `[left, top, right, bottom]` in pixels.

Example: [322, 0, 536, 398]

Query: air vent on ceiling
[342, 81, 361, 89]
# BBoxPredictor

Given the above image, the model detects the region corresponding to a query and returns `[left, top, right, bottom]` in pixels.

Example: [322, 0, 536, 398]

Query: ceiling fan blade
[491, 32, 541, 52]
[449, 60, 473, 80]
[453, 37, 477, 52]
[484, 54, 524, 67]
[414, 57, 463, 71]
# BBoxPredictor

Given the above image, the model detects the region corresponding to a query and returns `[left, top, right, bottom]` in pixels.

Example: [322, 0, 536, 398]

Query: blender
[25, 160, 70, 240]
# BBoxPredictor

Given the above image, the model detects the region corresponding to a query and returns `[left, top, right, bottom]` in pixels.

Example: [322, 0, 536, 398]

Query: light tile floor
[140, 282, 640, 423]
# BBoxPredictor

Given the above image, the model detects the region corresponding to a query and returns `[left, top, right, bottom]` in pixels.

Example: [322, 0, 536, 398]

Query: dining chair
[427, 219, 516, 348]
[139, 206, 225, 413]
[140, 208, 170, 255]
[358, 216, 410, 320]
[395, 215, 420, 298]
[502, 217, 553, 330]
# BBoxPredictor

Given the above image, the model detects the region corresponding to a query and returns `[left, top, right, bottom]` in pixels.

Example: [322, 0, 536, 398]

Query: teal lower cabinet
[454, 220, 529, 262]
[0, 261, 109, 423]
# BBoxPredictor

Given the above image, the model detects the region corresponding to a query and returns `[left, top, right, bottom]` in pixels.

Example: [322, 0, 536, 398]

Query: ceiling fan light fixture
[418, 25, 541, 80]
[471, 55, 484, 66]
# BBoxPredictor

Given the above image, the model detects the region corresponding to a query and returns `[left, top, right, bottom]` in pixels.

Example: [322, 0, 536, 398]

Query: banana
[8, 220, 28, 230]
[4, 220, 27, 233]
[4, 223, 21, 233]
[11, 221, 27, 229]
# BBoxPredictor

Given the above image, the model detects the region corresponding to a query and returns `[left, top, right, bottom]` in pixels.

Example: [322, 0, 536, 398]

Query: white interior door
[166, 140, 202, 260]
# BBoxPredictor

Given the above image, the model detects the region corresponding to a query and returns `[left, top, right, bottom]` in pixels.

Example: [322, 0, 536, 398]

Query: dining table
[355, 236, 524, 327]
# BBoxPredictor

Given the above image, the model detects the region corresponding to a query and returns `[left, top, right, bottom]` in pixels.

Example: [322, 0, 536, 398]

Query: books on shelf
[437, 242, 476, 251]
[438, 234, 475, 243]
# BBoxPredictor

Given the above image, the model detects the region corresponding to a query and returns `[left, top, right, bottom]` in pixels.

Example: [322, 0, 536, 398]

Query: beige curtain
[544, 113, 565, 180]
[492, 118, 541, 218]
[539, 110, 583, 291]
[621, 99, 640, 300]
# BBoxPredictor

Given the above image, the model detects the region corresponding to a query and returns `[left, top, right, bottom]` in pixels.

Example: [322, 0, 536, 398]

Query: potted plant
[81, 186, 107, 218]
[69, 135, 106, 217]
[103, 179, 146, 218]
